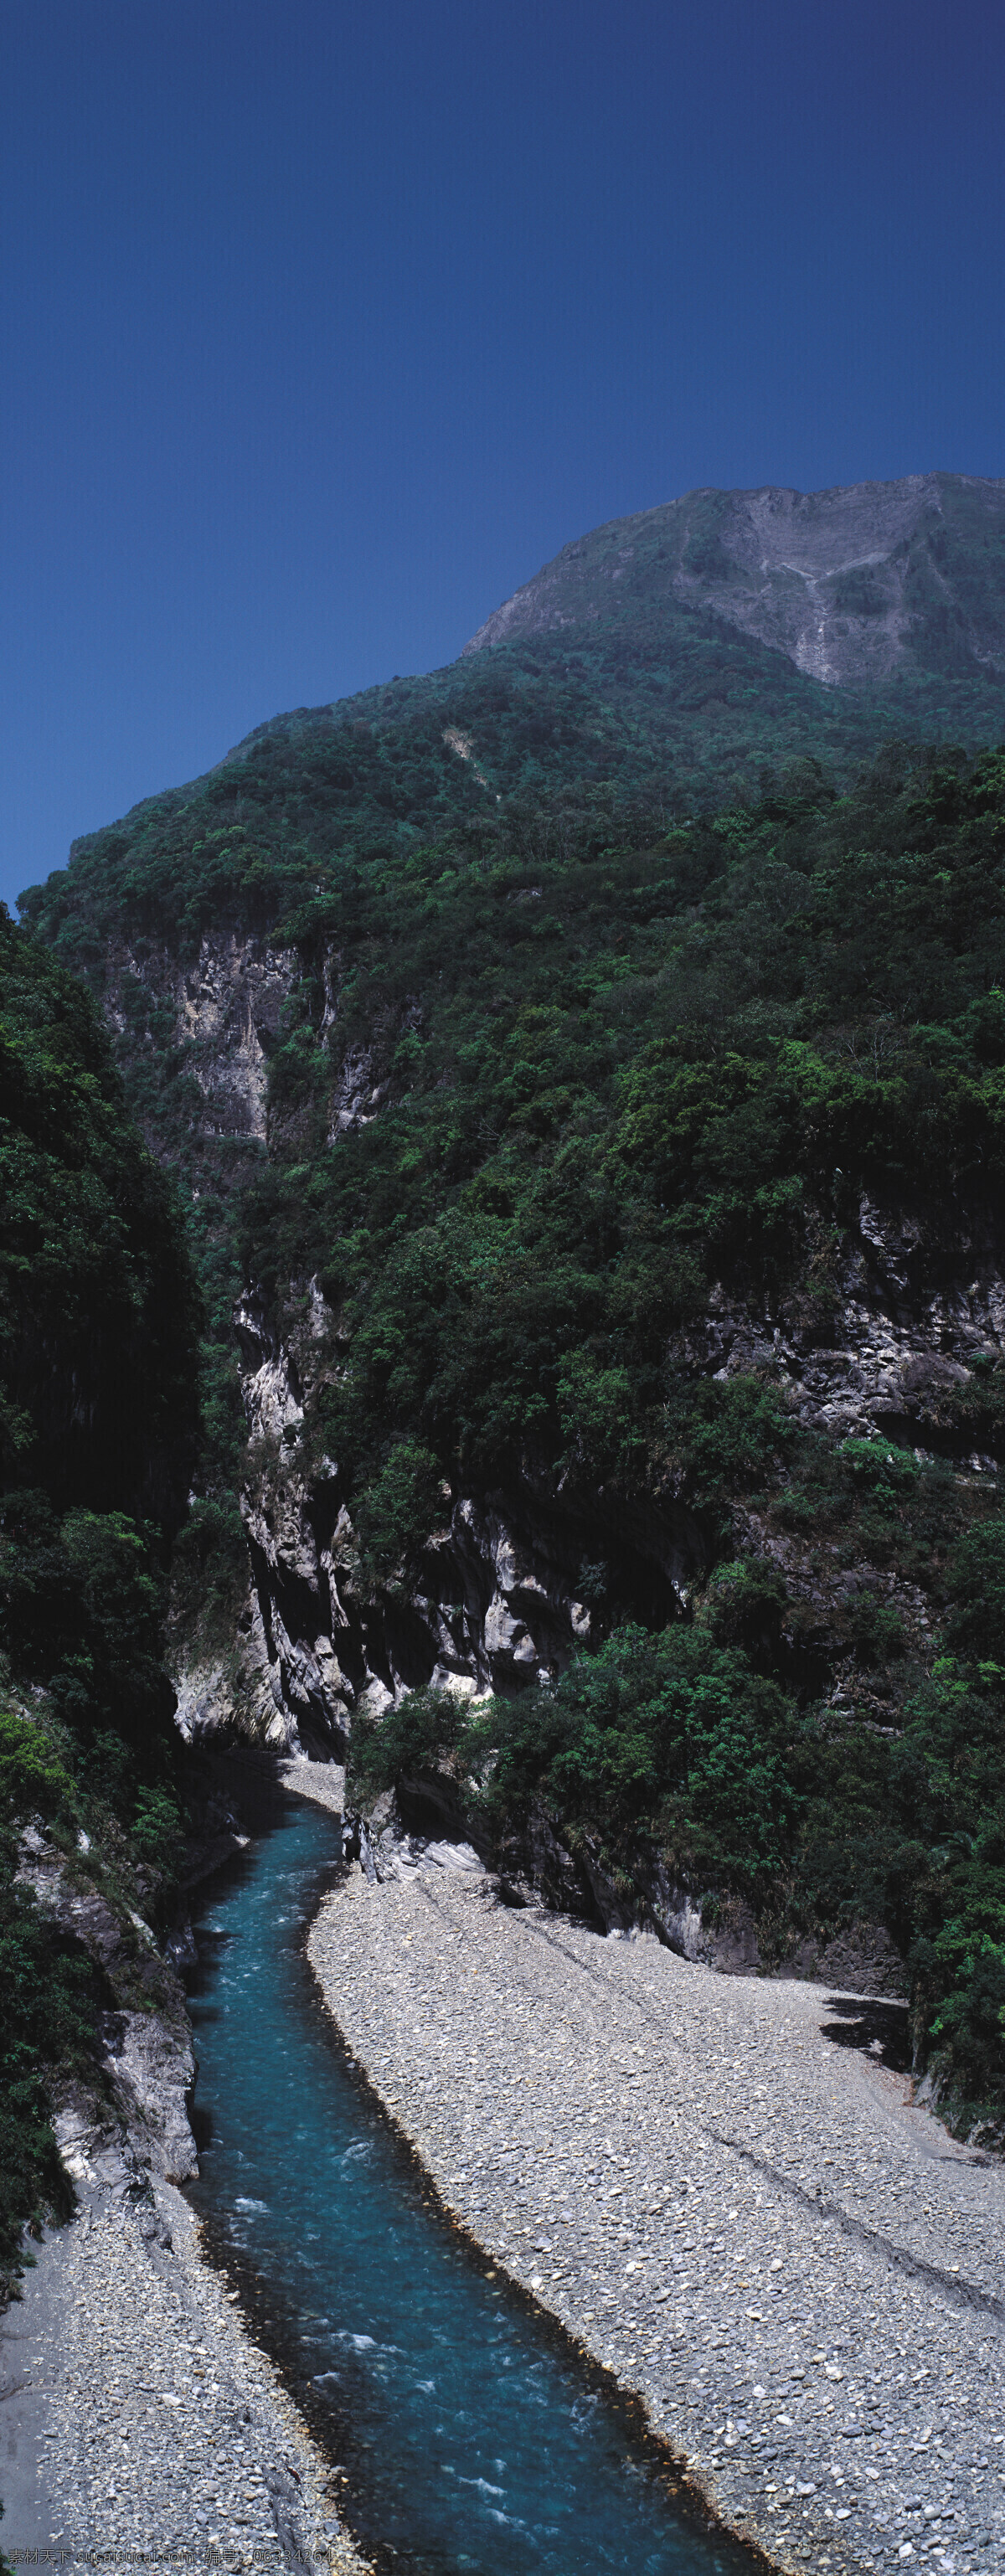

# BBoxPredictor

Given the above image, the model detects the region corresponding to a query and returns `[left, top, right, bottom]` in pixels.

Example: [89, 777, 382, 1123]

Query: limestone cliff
[104, 927, 297, 1144]
[175, 1276, 699, 1758]
[170, 1199, 1005, 1791]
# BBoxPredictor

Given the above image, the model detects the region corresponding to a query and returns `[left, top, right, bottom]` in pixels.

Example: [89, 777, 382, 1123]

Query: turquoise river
[187, 1793, 755, 2576]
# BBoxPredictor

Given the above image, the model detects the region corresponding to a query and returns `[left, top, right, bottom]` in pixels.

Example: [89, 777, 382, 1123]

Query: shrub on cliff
[350, 1624, 798, 1897]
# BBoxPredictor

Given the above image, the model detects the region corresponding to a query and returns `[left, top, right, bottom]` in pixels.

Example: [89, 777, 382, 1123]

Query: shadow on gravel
[820, 1995, 912, 2072]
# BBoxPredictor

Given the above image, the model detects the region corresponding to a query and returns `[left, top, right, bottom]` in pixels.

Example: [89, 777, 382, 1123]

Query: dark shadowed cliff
[0, 915, 204, 2290]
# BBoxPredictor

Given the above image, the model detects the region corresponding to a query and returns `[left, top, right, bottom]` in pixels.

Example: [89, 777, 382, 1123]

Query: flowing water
[187, 1794, 750, 2576]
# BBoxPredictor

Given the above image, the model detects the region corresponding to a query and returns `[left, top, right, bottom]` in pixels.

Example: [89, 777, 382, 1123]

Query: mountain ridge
[20, 474, 1005, 966]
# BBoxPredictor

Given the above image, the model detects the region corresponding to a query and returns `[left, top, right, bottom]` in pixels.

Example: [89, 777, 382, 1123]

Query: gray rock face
[327, 1041, 386, 1138]
[17, 1826, 199, 2182]
[181, 1188, 1005, 1757]
[105, 928, 297, 1141]
[104, 906, 1005, 2008]
[174, 1282, 703, 1759]
[465, 471, 1005, 691]
[681, 1198, 1005, 1455]
[168, 1182, 1005, 2001]
[171, 1189, 1005, 1962]
[99, 2011, 198, 2182]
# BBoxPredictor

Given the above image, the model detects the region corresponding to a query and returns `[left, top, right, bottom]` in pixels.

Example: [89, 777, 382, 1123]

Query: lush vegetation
[19, 621, 1005, 977]
[277, 742, 1005, 2141]
[0, 909, 200, 1514]
[0, 912, 201, 2297]
[350, 1584, 1005, 2137]
[233, 746, 1005, 1497]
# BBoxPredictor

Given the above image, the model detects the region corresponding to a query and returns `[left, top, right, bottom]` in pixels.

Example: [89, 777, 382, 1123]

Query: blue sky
[2, 0, 1003, 906]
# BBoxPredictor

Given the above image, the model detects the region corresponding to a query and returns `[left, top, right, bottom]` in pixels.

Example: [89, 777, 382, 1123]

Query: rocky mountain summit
[466, 472, 1005, 693]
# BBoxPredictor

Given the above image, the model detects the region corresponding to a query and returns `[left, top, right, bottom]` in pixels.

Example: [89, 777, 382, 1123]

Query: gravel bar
[308, 1855, 1005, 2576]
[0, 2133, 370, 2573]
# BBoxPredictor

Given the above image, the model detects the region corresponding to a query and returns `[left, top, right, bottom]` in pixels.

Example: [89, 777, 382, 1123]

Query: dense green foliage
[351, 1607, 1005, 2136]
[167, 1494, 252, 1656]
[353, 1627, 797, 1893]
[18, 621, 1005, 974]
[229, 747, 1005, 1507]
[0, 917, 201, 2295]
[1, 1496, 176, 1775]
[302, 744, 1005, 2135]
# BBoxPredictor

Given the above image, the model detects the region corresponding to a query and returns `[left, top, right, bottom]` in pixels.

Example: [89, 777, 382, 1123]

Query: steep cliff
[102, 927, 298, 1146]
[162, 1172, 1005, 1780]
[176, 1277, 700, 1758]
[28, 749, 1005, 1721]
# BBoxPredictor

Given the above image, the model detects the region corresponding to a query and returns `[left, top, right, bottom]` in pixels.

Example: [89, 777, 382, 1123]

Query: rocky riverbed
[0, 2108, 370, 2571]
[308, 1845, 1005, 2576]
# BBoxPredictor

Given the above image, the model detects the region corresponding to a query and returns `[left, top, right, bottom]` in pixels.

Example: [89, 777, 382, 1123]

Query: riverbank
[307, 1849, 1005, 2576]
[1, 1749, 370, 2570]
[0, 2035, 369, 2571]
[0, 2139, 371, 2572]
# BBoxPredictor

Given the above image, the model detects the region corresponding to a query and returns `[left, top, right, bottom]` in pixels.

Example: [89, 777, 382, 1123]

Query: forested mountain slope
[19, 738, 1005, 2140]
[19, 488, 1005, 998]
[16, 484, 1005, 2146]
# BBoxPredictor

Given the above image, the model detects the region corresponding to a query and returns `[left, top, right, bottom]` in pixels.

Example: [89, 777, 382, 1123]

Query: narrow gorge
[6, 476, 1005, 2571]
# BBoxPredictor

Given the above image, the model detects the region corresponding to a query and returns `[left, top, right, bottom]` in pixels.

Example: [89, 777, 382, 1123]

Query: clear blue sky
[3, 0, 1003, 907]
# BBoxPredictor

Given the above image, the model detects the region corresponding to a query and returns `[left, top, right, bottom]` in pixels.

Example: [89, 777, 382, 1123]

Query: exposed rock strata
[106, 905, 1005, 2007]
[161, 1192, 1005, 2006]
[104, 929, 297, 1141]
[683, 1202, 1005, 1461]
[179, 1198, 1005, 1751]
[17, 1825, 198, 2182]
[175, 1280, 702, 1761]
[95, 898, 1005, 1812]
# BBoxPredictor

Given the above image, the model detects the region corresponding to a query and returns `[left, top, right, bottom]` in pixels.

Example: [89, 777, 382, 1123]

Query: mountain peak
[465, 471, 1005, 690]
